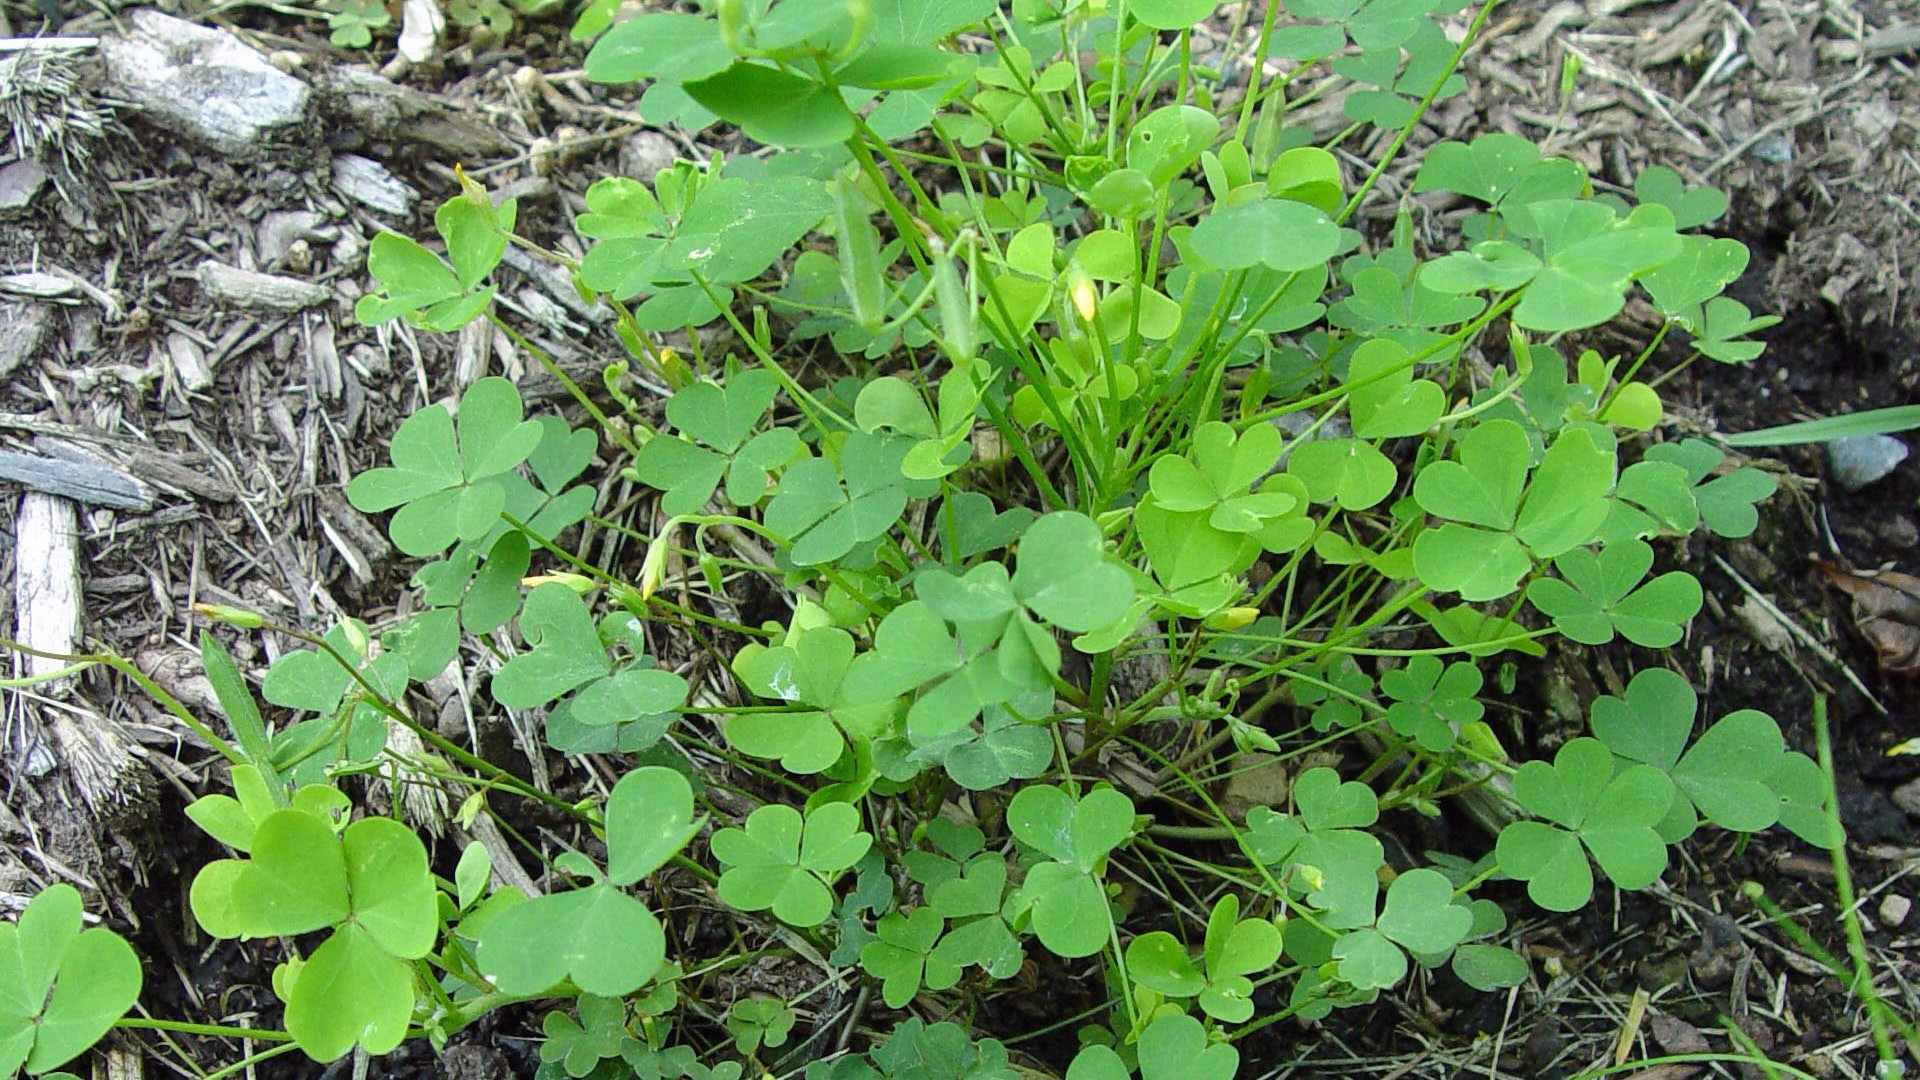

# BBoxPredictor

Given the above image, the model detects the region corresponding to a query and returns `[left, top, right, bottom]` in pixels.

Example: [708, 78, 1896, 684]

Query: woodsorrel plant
[3, 1, 1837, 1078]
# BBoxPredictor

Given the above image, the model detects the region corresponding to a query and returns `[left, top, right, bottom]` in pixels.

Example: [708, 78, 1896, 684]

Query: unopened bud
[1066, 264, 1098, 323]
[193, 603, 264, 629]
[1206, 606, 1261, 631]
[523, 571, 596, 595]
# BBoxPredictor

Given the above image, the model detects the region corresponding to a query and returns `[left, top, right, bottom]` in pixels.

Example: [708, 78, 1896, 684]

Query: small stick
[1708, 554, 1886, 715]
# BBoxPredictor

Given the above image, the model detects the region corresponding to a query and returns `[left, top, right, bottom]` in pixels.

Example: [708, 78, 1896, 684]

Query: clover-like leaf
[1376, 869, 1471, 954]
[765, 435, 918, 566]
[347, 378, 541, 556]
[714, 803, 873, 927]
[1526, 539, 1703, 647]
[605, 767, 699, 886]
[0, 885, 142, 1077]
[493, 584, 613, 709]
[1006, 785, 1135, 872]
[477, 883, 666, 997]
[1588, 666, 1695, 771]
[1191, 198, 1341, 273]
[1011, 512, 1135, 633]
[1286, 437, 1398, 511]
[1127, 932, 1206, 997]
[1293, 768, 1378, 831]
[1332, 928, 1407, 990]
[1672, 710, 1786, 833]
[284, 924, 414, 1061]
[1137, 1013, 1239, 1080]
[1346, 339, 1444, 439]
[1643, 438, 1776, 539]
[584, 10, 733, 84]
[727, 997, 796, 1056]
[1379, 656, 1483, 752]
[1499, 738, 1676, 911]
[860, 908, 959, 1007]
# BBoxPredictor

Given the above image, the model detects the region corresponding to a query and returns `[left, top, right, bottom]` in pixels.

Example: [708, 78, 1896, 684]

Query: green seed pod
[931, 234, 976, 364]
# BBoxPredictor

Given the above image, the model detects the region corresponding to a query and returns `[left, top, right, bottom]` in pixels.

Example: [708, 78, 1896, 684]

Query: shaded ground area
[0, 0, 1916, 1077]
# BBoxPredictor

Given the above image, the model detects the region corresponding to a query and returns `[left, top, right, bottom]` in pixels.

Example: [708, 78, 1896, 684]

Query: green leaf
[728, 997, 797, 1056]
[1453, 943, 1530, 990]
[355, 232, 462, 326]
[714, 803, 872, 926]
[1767, 752, 1834, 849]
[0, 885, 141, 1076]
[1722, 403, 1920, 447]
[1019, 863, 1108, 959]
[1007, 784, 1134, 872]
[605, 767, 699, 885]
[232, 810, 351, 936]
[1526, 540, 1703, 647]
[1634, 165, 1728, 229]
[1332, 928, 1406, 990]
[1512, 427, 1615, 557]
[585, 12, 734, 83]
[342, 816, 437, 959]
[1494, 821, 1591, 912]
[1588, 666, 1695, 771]
[1412, 524, 1530, 602]
[1412, 134, 1579, 206]
[493, 583, 612, 709]
[1413, 419, 1529, 529]
[478, 884, 666, 997]
[1126, 932, 1205, 997]
[1376, 869, 1471, 953]
[1502, 739, 1675, 909]
[1190, 199, 1341, 272]
[684, 64, 854, 148]
[860, 908, 954, 1007]
[1130, 0, 1217, 30]
[284, 925, 414, 1061]
[670, 369, 781, 453]
[1067, 1046, 1131, 1080]
[1347, 339, 1444, 439]
[1011, 512, 1135, 633]
[1673, 710, 1786, 832]
[764, 438, 913, 566]
[347, 378, 540, 555]
[1379, 655, 1483, 752]
[868, 0, 994, 42]
[1512, 202, 1682, 332]
[1286, 438, 1397, 511]
[1640, 235, 1749, 315]
[198, 634, 281, 795]
[1137, 1014, 1238, 1080]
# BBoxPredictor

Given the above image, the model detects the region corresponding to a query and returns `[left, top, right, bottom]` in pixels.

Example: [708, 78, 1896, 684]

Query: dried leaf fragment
[1815, 560, 1920, 674]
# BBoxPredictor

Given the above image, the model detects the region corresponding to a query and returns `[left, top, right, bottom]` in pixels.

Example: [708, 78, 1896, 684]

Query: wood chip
[0, 302, 53, 379]
[196, 260, 332, 312]
[165, 330, 212, 392]
[0, 449, 153, 509]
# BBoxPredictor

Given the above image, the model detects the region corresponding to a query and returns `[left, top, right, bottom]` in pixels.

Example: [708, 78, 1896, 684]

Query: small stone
[1892, 776, 1920, 818]
[1828, 434, 1909, 491]
[99, 11, 311, 157]
[619, 130, 680, 185]
[0, 160, 48, 212]
[1880, 894, 1912, 929]
[196, 260, 331, 311]
[330, 154, 416, 216]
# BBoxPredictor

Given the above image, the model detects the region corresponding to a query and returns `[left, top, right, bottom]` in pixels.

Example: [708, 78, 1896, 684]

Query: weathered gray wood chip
[0, 450, 153, 509]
